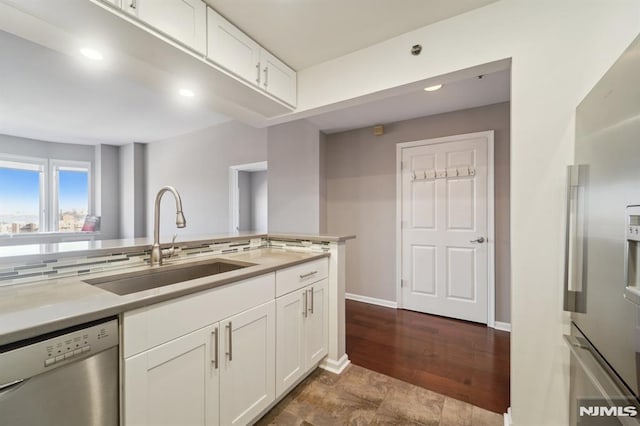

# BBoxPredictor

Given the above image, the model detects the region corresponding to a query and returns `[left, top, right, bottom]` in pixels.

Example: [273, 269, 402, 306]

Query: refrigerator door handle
[564, 334, 639, 424]
[564, 165, 587, 312]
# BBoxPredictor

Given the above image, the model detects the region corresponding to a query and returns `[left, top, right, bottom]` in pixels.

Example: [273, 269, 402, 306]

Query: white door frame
[395, 131, 496, 327]
[228, 161, 267, 233]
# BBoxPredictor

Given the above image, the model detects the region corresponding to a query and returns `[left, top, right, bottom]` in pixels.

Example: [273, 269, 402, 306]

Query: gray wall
[119, 143, 146, 238]
[94, 144, 120, 240]
[325, 102, 511, 322]
[267, 120, 324, 234]
[238, 171, 252, 231]
[145, 121, 267, 240]
[250, 170, 268, 233]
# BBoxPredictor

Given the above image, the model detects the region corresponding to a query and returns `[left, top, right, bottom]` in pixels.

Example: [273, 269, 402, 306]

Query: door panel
[207, 8, 261, 83]
[124, 325, 218, 426]
[305, 280, 328, 366]
[125, 0, 206, 53]
[401, 134, 490, 323]
[275, 290, 305, 397]
[412, 245, 437, 295]
[220, 301, 275, 426]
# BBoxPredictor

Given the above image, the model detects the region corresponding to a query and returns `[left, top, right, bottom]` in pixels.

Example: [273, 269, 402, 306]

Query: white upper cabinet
[259, 49, 297, 107]
[124, 0, 207, 54]
[205, 6, 297, 107]
[207, 8, 261, 84]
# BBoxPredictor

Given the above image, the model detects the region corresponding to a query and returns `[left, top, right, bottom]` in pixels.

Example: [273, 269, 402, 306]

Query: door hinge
[400, 279, 404, 288]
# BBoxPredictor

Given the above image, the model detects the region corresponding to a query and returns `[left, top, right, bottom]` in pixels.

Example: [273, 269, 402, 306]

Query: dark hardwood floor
[346, 300, 510, 414]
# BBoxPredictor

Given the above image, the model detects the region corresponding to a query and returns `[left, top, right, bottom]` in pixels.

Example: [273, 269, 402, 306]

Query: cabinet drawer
[276, 258, 328, 297]
[124, 272, 274, 358]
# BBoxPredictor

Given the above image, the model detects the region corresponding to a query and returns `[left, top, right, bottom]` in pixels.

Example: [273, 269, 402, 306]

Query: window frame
[0, 154, 93, 234]
[0, 154, 48, 233]
[50, 159, 92, 232]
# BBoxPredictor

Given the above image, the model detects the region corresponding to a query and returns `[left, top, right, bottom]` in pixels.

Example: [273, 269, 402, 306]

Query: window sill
[0, 232, 100, 246]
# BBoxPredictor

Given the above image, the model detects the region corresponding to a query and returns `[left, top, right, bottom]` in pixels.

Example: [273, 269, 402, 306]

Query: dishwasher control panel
[0, 318, 118, 385]
[44, 320, 116, 367]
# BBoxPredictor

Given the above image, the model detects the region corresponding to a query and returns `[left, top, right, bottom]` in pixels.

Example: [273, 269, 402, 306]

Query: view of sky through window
[0, 167, 41, 232]
[0, 166, 90, 233]
[58, 169, 89, 232]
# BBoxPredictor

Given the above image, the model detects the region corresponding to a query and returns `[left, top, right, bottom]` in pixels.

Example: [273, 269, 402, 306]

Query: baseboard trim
[494, 321, 511, 332]
[503, 407, 512, 426]
[319, 354, 351, 374]
[345, 293, 398, 309]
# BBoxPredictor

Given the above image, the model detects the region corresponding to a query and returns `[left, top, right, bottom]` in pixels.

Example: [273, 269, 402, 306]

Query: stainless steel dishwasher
[0, 317, 119, 426]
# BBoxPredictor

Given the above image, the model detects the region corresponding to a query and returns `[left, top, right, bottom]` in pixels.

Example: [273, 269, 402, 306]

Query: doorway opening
[229, 161, 268, 233]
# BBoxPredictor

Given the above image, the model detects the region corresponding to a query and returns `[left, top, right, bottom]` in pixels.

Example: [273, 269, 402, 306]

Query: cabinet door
[275, 289, 306, 397]
[260, 49, 297, 107]
[124, 0, 206, 54]
[207, 8, 261, 84]
[124, 324, 219, 426]
[220, 301, 275, 426]
[305, 279, 328, 366]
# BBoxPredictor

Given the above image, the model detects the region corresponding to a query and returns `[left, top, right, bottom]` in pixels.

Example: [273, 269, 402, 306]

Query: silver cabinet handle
[308, 287, 314, 315]
[300, 271, 318, 279]
[255, 62, 260, 84]
[211, 328, 218, 369]
[225, 322, 233, 361]
[130, 0, 136, 9]
[470, 237, 485, 243]
[263, 67, 268, 88]
[302, 291, 308, 318]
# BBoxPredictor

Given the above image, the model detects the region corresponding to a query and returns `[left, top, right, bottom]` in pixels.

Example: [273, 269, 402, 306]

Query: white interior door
[399, 132, 493, 324]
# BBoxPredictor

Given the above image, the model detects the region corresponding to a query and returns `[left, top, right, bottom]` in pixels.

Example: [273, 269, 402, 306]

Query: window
[0, 155, 92, 235]
[53, 162, 90, 232]
[0, 158, 45, 234]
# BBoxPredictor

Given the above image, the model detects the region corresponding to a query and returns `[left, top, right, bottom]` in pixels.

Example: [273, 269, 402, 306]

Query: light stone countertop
[0, 247, 328, 346]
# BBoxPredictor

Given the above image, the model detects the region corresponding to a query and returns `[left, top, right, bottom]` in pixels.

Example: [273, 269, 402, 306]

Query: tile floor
[256, 365, 503, 425]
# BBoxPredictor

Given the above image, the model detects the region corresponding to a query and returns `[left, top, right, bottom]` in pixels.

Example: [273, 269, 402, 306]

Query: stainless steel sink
[84, 258, 255, 295]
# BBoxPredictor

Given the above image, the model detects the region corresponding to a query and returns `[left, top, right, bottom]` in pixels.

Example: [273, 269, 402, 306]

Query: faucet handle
[162, 234, 179, 259]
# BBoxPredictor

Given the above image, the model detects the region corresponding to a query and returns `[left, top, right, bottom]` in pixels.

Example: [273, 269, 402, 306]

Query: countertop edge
[0, 251, 330, 346]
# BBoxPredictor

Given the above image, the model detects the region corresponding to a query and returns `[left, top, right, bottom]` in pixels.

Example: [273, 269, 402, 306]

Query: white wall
[250, 170, 268, 233]
[267, 120, 324, 233]
[295, 1, 640, 423]
[145, 120, 267, 240]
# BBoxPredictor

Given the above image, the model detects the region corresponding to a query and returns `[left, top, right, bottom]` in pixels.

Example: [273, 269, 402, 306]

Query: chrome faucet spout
[151, 186, 186, 266]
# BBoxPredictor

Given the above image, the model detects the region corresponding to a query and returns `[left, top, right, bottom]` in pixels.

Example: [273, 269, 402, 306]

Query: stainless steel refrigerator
[565, 33, 640, 425]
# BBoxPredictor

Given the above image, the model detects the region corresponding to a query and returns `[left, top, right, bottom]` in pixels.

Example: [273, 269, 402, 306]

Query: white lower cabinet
[275, 279, 328, 397]
[124, 324, 219, 426]
[219, 301, 275, 425]
[123, 261, 328, 426]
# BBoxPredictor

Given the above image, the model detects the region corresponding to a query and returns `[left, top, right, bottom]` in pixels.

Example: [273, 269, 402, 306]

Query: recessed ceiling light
[178, 89, 195, 97]
[424, 84, 443, 92]
[80, 48, 103, 61]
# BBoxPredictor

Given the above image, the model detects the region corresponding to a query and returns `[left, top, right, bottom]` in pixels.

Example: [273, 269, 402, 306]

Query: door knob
[470, 237, 485, 243]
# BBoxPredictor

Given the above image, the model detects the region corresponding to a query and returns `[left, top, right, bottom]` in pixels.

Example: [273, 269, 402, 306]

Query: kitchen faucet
[151, 186, 186, 266]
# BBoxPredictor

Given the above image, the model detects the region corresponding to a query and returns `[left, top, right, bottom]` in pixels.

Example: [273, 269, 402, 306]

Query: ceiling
[307, 69, 511, 134]
[205, 0, 500, 70]
[0, 1, 508, 146]
[0, 30, 229, 146]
